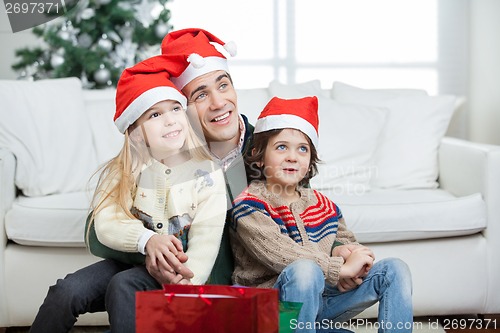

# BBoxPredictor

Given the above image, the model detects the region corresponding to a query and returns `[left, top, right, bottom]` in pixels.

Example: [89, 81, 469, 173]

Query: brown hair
[246, 129, 319, 187]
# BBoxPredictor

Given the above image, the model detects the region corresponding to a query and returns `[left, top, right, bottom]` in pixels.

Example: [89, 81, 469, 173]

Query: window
[168, 0, 468, 95]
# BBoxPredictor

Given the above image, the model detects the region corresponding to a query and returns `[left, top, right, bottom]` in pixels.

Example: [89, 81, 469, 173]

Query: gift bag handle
[163, 286, 247, 305]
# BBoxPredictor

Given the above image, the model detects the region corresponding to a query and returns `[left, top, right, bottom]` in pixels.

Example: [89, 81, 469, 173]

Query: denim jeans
[274, 258, 413, 333]
[29, 259, 161, 333]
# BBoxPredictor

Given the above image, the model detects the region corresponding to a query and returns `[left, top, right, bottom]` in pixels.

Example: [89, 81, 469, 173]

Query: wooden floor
[2, 315, 498, 332]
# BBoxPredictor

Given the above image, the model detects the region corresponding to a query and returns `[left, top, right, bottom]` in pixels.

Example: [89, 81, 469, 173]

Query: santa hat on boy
[254, 96, 319, 148]
[161, 28, 237, 90]
[114, 55, 187, 133]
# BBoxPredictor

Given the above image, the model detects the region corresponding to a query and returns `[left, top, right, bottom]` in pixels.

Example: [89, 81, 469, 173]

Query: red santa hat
[114, 55, 187, 133]
[161, 28, 236, 90]
[255, 96, 319, 148]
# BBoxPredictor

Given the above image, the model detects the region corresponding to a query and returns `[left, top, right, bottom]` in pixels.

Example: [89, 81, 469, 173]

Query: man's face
[182, 70, 240, 144]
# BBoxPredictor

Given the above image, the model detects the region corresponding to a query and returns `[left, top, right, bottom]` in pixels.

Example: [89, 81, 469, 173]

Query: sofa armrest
[0, 147, 16, 246]
[439, 136, 500, 312]
[0, 147, 16, 325]
[439, 137, 500, 199]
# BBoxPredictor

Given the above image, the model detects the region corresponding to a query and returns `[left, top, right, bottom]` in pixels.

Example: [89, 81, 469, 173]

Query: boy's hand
[332, 244, 375, 262]
[339, 247, 374, 281]
[337, 277, 363, 292]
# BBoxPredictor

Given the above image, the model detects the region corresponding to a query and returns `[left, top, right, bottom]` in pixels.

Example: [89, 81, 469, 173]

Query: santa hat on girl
[160, 28, 236, 90]
[114, 55, 187, 133]
[254, 96, 319, 148]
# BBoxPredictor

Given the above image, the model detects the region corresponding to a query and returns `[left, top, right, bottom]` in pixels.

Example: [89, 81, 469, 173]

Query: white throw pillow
[82, 88, 124, 165]
[236, 88, 272, 125]
[332, 81, 456, 189]
[269, 81, 389, 194]
[0, 78, 98, 196]
[269, 79, 328, 99]
[331, 81, 429, 99]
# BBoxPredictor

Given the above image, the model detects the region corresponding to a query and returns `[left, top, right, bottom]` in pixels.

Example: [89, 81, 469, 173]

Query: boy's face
[130, 100, 188, 160]
[182, 70, 240, 144]
[262, 128, 311, 190]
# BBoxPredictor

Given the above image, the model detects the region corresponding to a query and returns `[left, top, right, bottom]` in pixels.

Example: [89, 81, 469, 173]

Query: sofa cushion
[324, 189, 487, 243]
[332, 81, 456, 190]
[0, 78, 98, 196]
[5, 191, 92, 246]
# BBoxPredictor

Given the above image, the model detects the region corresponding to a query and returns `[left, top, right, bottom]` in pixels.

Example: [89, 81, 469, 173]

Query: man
[146, 28, 254, 286]
[29, 28, 254, 333]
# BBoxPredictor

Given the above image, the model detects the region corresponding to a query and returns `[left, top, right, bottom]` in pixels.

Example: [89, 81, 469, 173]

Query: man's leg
[318, 258, 413, 333]
[105, 265, 161, 333]
[29, 259, 130, 333]
[273, 259, 325, 333]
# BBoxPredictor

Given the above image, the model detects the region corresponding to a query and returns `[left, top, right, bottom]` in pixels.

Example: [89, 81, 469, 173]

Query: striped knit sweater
[230, 181, 357, 288]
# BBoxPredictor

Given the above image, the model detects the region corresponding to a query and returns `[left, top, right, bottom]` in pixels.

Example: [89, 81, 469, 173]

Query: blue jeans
[29, 259, 161, 333]
[274, 258, 413, 333]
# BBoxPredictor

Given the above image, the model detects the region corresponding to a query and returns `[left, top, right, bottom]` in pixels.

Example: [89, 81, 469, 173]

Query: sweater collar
[248, 180, 309, 211]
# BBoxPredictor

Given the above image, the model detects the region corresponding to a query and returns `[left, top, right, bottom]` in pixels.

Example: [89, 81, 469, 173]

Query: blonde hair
[86, 110, 211, 240]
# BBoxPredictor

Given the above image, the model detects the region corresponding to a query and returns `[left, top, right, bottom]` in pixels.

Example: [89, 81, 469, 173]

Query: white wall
[0, 10, 43, 80]
[1, 3, 500, 145]
[469, 0, 500, 145]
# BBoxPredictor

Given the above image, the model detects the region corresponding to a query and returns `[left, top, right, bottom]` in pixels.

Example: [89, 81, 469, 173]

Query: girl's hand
[176, 278, 192, 285]
[145, 234, 194, 280]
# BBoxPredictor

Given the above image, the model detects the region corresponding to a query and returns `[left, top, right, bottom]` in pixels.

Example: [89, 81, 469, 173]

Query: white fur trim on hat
[254, 114, 319, 148]
[115, 86, 187, 133]
[223, 41, 237, 57]
[187, 53, 205, 69]
[171, 56, 229, 90]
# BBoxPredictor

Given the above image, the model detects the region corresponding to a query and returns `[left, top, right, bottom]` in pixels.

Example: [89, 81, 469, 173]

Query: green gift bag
[279, 301, 303, 333]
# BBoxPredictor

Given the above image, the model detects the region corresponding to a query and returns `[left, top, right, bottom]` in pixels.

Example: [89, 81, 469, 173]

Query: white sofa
[0, 78, 499, 328]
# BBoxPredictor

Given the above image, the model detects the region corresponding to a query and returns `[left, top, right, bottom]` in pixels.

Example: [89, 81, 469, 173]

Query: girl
[30, 55, 227, 333]
[89, 55, 227, 287]
[229, 96, 413, 333]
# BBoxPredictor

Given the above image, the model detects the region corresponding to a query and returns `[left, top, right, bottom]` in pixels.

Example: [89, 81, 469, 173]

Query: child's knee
[385, 258, 411, 280]
[380, 257, 412, 293]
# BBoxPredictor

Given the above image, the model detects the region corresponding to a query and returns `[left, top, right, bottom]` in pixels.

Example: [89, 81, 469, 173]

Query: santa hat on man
[161, 28, 236, 90]
[254, 96, 319, 148]
[114, 55, 187, 133]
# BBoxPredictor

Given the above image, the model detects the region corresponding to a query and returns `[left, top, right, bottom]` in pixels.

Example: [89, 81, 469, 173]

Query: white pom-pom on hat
[187, 53, 205, 68]
[223, 41, 237, 57]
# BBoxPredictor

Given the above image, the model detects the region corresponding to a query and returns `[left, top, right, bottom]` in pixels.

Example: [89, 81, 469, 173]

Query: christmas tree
[11, 0, 173, 89]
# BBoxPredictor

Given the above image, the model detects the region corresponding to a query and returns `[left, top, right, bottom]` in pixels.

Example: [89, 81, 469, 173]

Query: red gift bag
[136, 284, 279, 333]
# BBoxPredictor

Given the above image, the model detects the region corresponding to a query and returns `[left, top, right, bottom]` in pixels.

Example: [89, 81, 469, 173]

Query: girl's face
[131, 100, 188, 160]
[262, 128, 311, 191]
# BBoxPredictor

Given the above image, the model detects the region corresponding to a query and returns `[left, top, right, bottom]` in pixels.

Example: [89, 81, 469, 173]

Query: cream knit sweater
[94, 158, 227, 285]
[230, 181, 357, 288]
